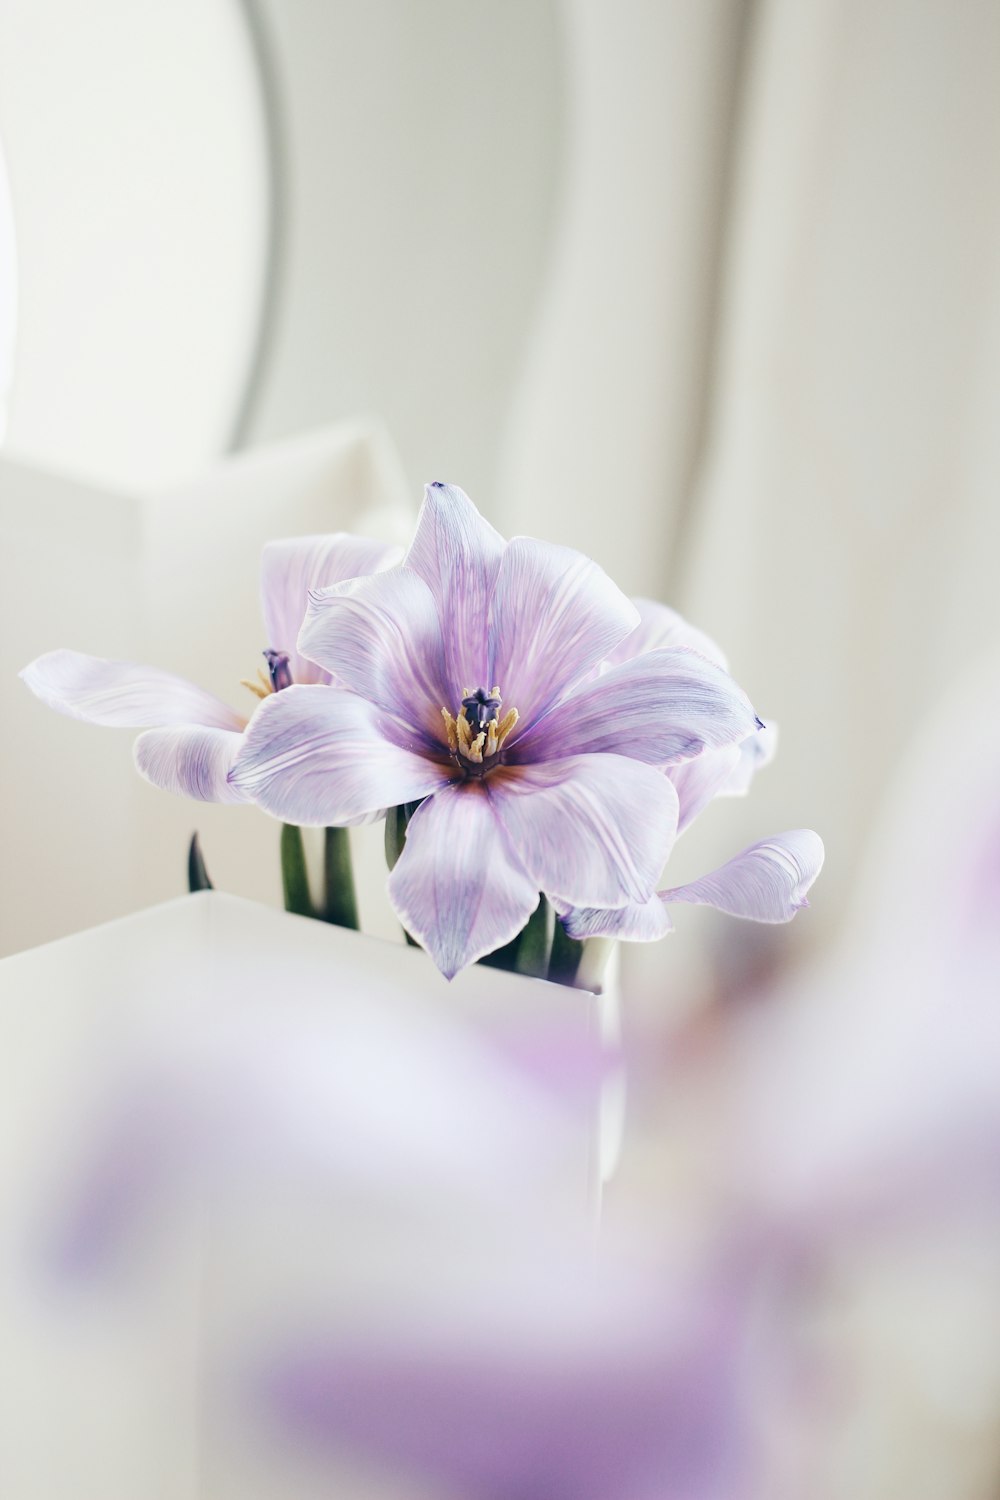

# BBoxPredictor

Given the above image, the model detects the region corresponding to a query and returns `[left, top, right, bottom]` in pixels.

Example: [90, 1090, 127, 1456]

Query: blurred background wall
[2, 0, 999, 988]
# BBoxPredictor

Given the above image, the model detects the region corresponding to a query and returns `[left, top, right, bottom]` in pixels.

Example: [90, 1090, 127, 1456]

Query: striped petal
[388, 781, 539, 979]
[661, 831, 825, 922]
[20, 650, 244, 730]
[260, 533, 401, 686]
[229, 685, 456, 826]
[134, 726, 249, 804]
[608, 598, 729, 670]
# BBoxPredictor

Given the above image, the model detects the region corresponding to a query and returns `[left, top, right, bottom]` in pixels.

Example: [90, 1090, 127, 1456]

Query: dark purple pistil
[264, 649, 294, 693]
[462, 687, 501, 733]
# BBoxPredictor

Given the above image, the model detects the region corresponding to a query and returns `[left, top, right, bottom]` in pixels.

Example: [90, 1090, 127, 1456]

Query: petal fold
[403, 482, 505, 692]
[607, 598, 729, 670]
[488, 539, 640, 728]
[661, 830, 825, 922]
[229, 685, 455, 826]
[559, 896, 674, 944]
[134, 727, 249, 804]
[260, 533, 400, 686]
[388, 782, 539, 979]
[511, 648, 758, 767]
[488, 756, 679, 909]
[20, 650, 244, 730]
[298, 568, 450, 744]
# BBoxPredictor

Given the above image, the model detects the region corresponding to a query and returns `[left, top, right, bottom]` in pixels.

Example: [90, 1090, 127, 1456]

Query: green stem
[321, 826, 359, 930]
[280, 823, 314, 918]
[515, 895, 555, 980]
[549, 916, 585, 987]
[187, 832, 214, 893]
[573, 936, 615, 995]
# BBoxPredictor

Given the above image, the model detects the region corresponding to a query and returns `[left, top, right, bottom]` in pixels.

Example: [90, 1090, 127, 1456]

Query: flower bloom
[20, 534, 398, 803]
[229, 484, 762, 977]
[557, 599, 824, 941]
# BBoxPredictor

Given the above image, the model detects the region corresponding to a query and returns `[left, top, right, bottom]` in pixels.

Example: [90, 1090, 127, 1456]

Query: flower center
[441, 685, 519, 779]
[241, 649, 294, 701]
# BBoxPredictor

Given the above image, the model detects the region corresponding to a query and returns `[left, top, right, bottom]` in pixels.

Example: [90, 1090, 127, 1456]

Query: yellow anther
[497, 706, 519, 743]
[491, 685, 501, 699]
[441, 706, 458, 752]
[240, 675, 272, 702]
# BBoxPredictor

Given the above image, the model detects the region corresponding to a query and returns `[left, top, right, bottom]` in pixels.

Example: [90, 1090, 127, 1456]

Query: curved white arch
[0, 0, 270, 491]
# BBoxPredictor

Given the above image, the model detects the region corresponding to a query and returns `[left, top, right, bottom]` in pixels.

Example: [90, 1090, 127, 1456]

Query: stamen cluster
[441, 685, 519, 778]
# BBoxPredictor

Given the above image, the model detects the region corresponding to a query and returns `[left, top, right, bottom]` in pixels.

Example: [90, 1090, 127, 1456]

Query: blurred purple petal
[260, 533, 400, 686]
[387, 781, 539, 978]
[298, 567, 451, 744]
[511, 649, 757, 767]
[488, 537, 640, 727]
[134, 726, 249, 803]
[608, 597, 729, 670]
[488, 756, 678, 908]
[403, 481, 505, 690]
[229, 685, 456, 826]
[662, 831, 825, 922]
[20, 649, 245, 730]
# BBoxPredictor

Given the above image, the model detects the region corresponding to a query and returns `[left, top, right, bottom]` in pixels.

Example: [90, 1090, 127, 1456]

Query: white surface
[0, 891, 604, 1499]
[0, 0, 269, 489]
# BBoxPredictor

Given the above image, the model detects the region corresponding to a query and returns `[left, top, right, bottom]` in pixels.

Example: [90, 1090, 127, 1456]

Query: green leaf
[280, 823, 314, 918]
[384, 804, 422, 945]
[548, 916, 586, 988]
[187, 832, 214, 893]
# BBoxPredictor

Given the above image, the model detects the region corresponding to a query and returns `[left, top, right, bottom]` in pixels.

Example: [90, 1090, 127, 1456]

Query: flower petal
[488, 756, 679, 908]
[229, 685, 456, 826]
[20, 650, 245, 730]
[559, 895, 674, 943]
[661, 831, 825, 922]
[388, 781, 539, 979]
[607, 598, 729, 670]
[669, 745, 743, 834]
[134, 727, 249, 804]
[298, 568, 451, 745]
[511, 649, 758, 767]
[403, 482, 506, 691]
[487, 539, 640, 727]
[260, 533, 401, 686]
[718, 721, 779, 798]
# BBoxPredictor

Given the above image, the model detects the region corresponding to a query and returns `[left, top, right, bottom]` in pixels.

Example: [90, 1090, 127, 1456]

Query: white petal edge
[21, 650, 245, 730]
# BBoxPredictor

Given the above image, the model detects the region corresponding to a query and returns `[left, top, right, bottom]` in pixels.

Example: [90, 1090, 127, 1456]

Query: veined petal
[669, 745, 743, 834]
[134, 727, 249, 804]
[488, 756, 679, 909]
[608, 598, 729, 670]
[388, 781, 539, 980]
[403, 482, 506, 691]
[260, 533, 401, 686]
[488, 539, 640, 728]
[559, 895, 674, 943]
[661, 831, 825, 922]
[229, 685, 456, 826]
[719, 721, 779, 798]
[511, 649, 757, 767]
[20, 650, 245, 730]
[298, 568, 451, 744]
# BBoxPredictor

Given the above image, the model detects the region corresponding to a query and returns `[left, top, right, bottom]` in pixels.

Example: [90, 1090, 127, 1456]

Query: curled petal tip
[754, 716, 765, 730]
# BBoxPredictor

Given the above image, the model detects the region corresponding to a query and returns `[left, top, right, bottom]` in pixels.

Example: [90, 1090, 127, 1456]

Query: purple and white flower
[20, 533, 398, 804]
[229, 484, 761, 977]
[559, 597, 823, 942]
